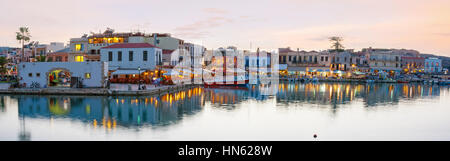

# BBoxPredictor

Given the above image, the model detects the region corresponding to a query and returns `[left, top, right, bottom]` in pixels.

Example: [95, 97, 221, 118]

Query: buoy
[313, 134, 317, 138]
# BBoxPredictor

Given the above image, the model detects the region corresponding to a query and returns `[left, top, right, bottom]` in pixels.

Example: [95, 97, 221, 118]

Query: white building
[18, 62, 108, 88]
[47, 42, 66, 53]
[100, 43, 162, 71]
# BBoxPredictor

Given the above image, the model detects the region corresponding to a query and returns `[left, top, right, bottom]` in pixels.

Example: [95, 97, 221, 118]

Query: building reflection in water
[13, 83, 448, 131]
[17, 87, 205, 130]
[276, 83, 443, 108]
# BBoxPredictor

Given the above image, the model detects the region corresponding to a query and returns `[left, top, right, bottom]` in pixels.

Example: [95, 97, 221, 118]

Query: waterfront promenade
[0, 83, 199, 96]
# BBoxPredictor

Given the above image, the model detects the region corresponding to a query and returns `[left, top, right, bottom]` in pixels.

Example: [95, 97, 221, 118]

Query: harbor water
[1, 82, 450, 141]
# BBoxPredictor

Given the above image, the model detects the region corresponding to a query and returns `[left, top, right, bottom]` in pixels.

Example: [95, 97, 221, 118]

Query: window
[129, 51, 133, 61]
[325, 57, 328, 61]
[288, 56, 291, 61]
[36, 73, 40, 77]
[85, 73, 91, 79]
[28, 73, 32, 77]
[108, 51, 113, 61]
[118, 51, 122, 61]
[75, 44, 83, 51]
[143, 51, 148, 61]
[75, 56, 84, 62]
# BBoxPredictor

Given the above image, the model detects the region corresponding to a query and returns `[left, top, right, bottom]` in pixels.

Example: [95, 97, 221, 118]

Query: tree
[37, 55, 46, 62]
[0, 57, 8, 74]
[16, 27, 31, 62]
[329, 36, 344, 52]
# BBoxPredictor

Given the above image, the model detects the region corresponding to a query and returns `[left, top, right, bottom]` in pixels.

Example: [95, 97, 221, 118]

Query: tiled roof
[163, 49, 175, 54]
[101, 43, 159, 49]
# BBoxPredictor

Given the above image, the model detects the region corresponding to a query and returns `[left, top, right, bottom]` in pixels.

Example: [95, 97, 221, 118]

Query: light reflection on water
[0, 83, 449, 141]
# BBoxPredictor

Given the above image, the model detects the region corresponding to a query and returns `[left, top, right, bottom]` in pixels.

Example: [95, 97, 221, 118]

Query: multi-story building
[365, 48, 402, 72]
[69, 28, 185, 64]
[424, 57, 442, 73]
[278, 47, 293, 65]
[401, 56, 425, 73]
[100, 43, 162, 71]
[100, 43, 162, 83]
[330, 51, 352, 71]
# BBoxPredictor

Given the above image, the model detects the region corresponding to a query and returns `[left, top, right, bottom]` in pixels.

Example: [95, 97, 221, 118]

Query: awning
[112, 69, 141, 75]
[278, 64, 288, 70]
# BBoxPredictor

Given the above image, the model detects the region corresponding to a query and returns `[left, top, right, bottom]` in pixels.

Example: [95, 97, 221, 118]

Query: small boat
[366, 79, 375, 83]
[397, 80, 410, 83]
[312, 78, 319, 82]
[438, 80, 450, 85]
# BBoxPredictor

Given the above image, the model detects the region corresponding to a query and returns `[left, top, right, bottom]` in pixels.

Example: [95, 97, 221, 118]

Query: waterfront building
[424, 57, 442, 73]
[365, 48, 402, 73]
[330, 51, 352, 71]
[17, 62, 108, 88]
[278, 47, 293, 65]
[278, 48, 333, 76]
[203, 46, 246, 85]
[350, 52, 369, 72]
[69, 29, 185, 65]
[100, 43, 162, 84]
[401, 56, 425, 73]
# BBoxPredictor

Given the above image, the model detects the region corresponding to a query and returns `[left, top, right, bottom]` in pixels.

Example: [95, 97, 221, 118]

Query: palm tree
[16, 27, 31, 62]
[329, 36, 344, 52]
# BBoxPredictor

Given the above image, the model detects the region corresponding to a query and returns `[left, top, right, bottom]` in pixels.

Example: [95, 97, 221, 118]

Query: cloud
[174, 17, 234, 38]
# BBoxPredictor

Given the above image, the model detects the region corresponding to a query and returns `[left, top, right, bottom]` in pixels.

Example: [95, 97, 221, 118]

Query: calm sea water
[1, 82, 449, 141]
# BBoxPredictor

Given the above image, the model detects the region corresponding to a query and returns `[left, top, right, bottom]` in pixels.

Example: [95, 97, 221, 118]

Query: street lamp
[138, 66, 141, 90]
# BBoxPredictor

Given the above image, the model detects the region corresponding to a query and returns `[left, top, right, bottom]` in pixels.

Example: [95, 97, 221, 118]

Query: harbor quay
[0, 83, 199, 96]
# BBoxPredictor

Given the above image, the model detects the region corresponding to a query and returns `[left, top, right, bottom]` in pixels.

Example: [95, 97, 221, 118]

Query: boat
[438, 80, 450, 85]
[397, 79, 410, 83]
[366, 79, 375, 83]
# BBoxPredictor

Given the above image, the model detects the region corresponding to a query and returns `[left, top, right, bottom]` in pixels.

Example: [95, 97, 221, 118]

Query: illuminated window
[75, 44, 83, 51]
[85, 73, 91, 79]
[75, 56, 84, 62]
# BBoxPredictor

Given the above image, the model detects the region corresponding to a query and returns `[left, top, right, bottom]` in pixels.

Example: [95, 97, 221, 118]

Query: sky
[1, 0, 450, 56]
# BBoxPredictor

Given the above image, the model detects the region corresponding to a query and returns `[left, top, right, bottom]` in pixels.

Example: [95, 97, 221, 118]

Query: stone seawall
[0, 84, 200, 96]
